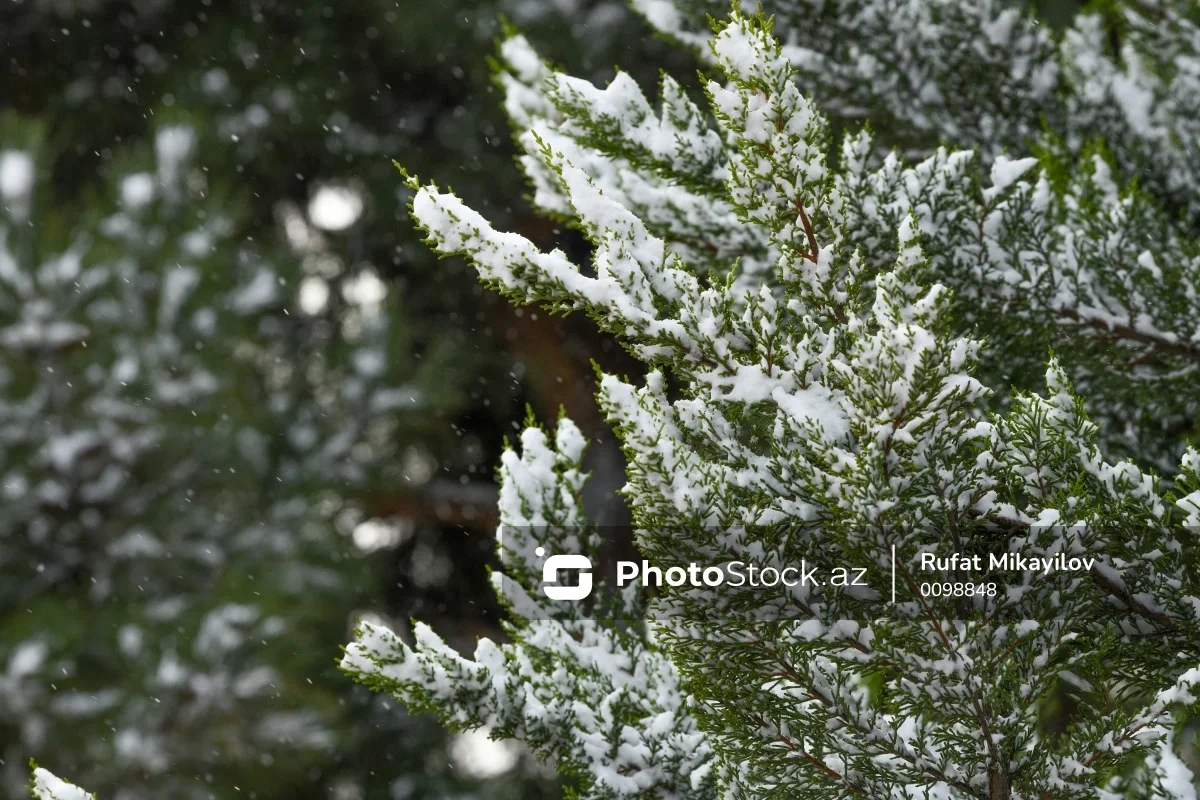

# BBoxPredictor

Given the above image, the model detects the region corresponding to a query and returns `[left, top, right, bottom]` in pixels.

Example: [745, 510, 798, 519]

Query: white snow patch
[450, 727, 520, 778]
[120, 172, 156, 209]
[0, 150, 35, 220]
[299, 276, 330, 314]
[31, 768, 94, 800]
[229, 268, 279, 314]
[308, 183, 364, 231]
[155, 125, 196, 188]
[9, 640, 48, 676]
[983, 155, 1039, 202]
[342, 269, 387, 307]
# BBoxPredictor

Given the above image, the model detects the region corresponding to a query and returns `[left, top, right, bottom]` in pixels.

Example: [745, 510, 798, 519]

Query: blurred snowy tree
[0, 0, 684, 532]
[0, 115, 500, 798]
[0, 0, 685, 797]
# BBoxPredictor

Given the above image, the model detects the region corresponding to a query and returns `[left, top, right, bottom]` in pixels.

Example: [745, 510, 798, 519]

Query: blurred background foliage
[0, 1, 693, 797]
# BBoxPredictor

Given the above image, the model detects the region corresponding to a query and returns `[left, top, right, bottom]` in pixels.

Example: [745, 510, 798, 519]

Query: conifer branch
[352, 9, 1200, 800]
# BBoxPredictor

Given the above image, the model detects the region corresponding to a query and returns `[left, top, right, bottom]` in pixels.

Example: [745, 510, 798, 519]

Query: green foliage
[0, 0, 684, 796]
[348, 4, 1200, 799]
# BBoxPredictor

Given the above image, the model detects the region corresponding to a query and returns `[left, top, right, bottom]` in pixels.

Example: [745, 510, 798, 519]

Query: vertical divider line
[891, 544, 896, 605]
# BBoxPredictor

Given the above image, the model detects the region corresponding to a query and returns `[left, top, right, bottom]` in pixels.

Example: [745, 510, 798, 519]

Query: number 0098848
[919, 581, 998, 597]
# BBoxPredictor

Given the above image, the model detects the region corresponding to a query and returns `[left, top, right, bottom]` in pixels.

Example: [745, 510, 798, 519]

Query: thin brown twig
[795, 199, 820, 264]
[1052, 305, 1200, 363]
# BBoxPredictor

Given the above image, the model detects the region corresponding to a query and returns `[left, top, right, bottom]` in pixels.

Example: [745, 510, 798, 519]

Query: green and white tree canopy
[343, 6, 1200, 799]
